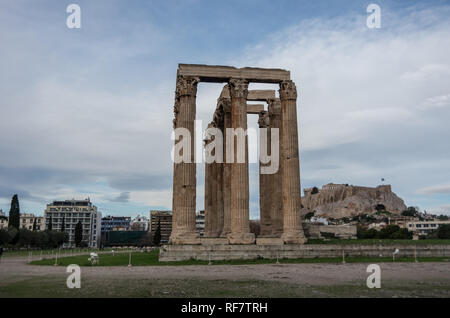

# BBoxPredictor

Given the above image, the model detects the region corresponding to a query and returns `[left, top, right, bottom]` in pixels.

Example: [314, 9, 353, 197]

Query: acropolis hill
[301, 183, 407, 219]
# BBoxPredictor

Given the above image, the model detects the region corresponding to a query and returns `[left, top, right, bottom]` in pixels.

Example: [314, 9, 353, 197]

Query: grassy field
[306, 239, 450, 245]
[29, 249, 450, 266]
[4, 239, 449, 258]
[1, 248, 113, 258]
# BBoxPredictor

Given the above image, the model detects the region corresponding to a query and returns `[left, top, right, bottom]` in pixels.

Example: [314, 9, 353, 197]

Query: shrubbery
[0, 228, 67, 249]
[437, 224, 450, 239]
[357, 225, 412, 240]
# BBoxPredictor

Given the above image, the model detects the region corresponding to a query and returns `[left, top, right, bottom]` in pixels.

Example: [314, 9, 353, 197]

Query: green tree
[8, 194, 20, 230]
[437, 224, 450, 239]
[32, 218, 37, 231]
[61, 216, 65, 232]
[74, 221, 83, 247]
[0, 229, 11, 245]
[153, 220, 162, 246]
[48, 216, 53, 231]
[311, 187, 319, 195]
[402, 207, 419, 217]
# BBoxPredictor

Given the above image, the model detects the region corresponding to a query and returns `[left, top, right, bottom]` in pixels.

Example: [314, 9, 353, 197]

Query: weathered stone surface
[227, 78, 255, 245]
[160, 244, 450, 261]
[201, 237, 229, 245]
[303, 224, 357, 239]
[220, 95, 232, 238]
[302, 184, 407, 219]
[178, 64, 290, 83]
[256, 237, 283, 245]
[258, 111, 272, 236]
[268, 99, 283, 236]
[247, 90, 276, 101]
[170, 76, 200, 245]
[279, 80, 306, 244]
[246, 104, 265, 114]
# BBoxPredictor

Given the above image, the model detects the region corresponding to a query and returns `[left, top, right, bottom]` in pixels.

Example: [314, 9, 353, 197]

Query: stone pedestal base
[227, 232, 255, 245]
[169, 232, 201, 245]
[281, 232, 307, 244]
[159, 244, 450, 261]
[256, 237, 283, 245]
[201, 237, 229, 245]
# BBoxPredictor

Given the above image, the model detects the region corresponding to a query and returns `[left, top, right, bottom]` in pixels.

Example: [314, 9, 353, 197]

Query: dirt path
[1, 256, 449, 286]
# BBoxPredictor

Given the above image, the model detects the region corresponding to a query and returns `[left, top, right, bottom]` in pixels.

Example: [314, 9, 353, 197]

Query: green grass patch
[2, 248, 112, 258]
[29, 249, 450, 267]
[306, 239, 450, 245]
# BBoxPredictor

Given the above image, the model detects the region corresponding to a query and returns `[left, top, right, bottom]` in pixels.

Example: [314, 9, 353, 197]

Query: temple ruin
[170, 64, 306, 245]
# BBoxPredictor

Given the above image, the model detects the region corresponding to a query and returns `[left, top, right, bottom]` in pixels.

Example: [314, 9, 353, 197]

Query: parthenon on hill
[170, 64, 306, 246]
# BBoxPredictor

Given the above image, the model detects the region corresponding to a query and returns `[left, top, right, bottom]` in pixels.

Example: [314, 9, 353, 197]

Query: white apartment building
[21, 213, 45, 231]
[44, 199, 101, 248]
[406, 220, 450, 236]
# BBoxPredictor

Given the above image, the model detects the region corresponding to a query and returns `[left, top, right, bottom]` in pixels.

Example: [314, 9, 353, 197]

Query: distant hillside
[301, 183, 406, 219]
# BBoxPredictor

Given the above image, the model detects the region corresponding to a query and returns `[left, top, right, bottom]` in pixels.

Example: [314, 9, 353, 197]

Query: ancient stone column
[220, 96, 232, 237]
[204, 123, 216, 237]
[268, 98, 283, 236]
[214, 110, 225, 237]
[227, 79, 255, 244]
[170, 76, 201, 245]
[258, 111, 272, 236]
[279, 80, 307, 244]
[215, 151, 224, 237]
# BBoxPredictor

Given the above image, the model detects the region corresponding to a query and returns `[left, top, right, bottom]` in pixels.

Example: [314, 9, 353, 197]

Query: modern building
[406, 220, 450, 236]
[21, 213, 45, 231]
[196, 210, 205, 237]
[0, 213, 45, 231]
[149, 210, 172, 244]
[101, 216, 131, 232]
[131, 215, 149, 231]
[388, 216, 418, 228]
[44, 199, 101, 248]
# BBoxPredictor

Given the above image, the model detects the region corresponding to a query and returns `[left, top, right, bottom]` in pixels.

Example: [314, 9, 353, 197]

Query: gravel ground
[1, 256, 449, 286]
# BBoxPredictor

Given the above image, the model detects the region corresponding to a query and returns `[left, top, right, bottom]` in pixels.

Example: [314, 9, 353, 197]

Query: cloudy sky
[1, 0, 449, 218]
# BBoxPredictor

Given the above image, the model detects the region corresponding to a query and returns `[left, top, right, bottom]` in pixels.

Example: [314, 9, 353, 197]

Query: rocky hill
[301, 183, 406, 219]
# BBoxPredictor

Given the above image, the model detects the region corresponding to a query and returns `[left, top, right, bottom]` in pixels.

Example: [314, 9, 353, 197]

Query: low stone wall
[303, 224, 357, 239]
[159, 244, 450, 261]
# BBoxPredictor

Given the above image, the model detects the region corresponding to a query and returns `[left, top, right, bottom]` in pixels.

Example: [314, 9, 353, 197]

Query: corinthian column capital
[279, 80, 297, 100]
[267, 98, 281, 116]
[176, 76, 200, 97]
[228, 78, 249, 99]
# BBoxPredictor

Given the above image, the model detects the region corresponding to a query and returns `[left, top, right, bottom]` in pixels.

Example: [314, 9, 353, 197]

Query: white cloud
[422, 94, 450, 109]
[416, 184, 450, 195]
